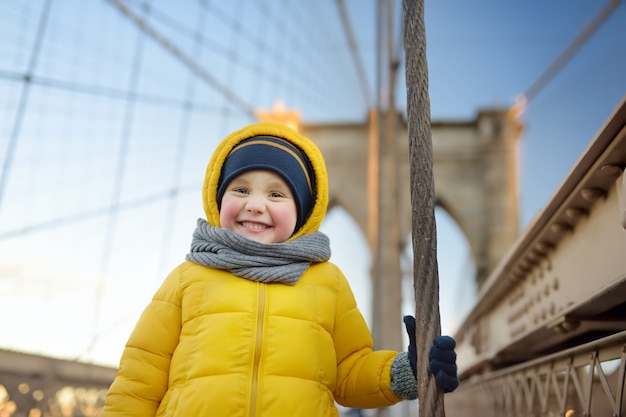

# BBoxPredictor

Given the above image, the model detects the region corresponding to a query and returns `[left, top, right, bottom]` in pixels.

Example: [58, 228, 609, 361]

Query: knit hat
[216, 135, 316, 232]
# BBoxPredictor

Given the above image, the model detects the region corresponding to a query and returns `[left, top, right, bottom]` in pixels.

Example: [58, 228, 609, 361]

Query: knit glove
[403, 315, 460, 393]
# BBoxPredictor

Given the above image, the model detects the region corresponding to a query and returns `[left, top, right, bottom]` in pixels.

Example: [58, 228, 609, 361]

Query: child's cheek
[219, 200, 239, 230]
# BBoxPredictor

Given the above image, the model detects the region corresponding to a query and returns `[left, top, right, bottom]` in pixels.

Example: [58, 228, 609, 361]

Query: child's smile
[219, 170, 298, 243]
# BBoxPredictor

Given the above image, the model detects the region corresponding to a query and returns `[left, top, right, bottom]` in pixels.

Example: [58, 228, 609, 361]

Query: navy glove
[403, 315, 460, 393]
[429, 334, 459, 393]
[403, 316, 418, 377]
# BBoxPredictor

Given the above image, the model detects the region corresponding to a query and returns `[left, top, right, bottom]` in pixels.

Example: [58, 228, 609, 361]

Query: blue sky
[421, 0, 626, 336]
[0, 0, 624, 367]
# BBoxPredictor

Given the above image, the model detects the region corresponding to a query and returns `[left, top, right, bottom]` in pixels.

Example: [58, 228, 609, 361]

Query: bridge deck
[448, 95, 626, 415]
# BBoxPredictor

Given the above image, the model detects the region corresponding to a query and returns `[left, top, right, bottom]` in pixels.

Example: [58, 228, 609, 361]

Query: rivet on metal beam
[513, 264, 528, 276]
[581, 188, 605, 202]
[560, 319, 580, 334]
[527, 249, 545, 264]
[522, 257, 538, 269]
[564, 207, 587, 221]
[534, 241, 554, 255]
[550, 222, 571, 235]
[600, 164, 624, 178]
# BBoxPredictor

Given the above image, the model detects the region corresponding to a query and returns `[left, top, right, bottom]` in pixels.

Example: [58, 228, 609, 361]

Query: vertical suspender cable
[156, 3, 209, 276]
[0, 0, 52, 209]
[80, 1, 149, 361]
[336, 0, 373, 108]
[402, 0, 446, 416]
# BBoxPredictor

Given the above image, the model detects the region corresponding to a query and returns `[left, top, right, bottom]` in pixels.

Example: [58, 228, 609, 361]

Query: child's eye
[233, 187, 248, 194]
[269, 191, 285, 198]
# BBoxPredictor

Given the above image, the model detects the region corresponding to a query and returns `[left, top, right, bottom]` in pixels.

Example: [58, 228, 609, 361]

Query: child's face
[219, 169, 298, 243]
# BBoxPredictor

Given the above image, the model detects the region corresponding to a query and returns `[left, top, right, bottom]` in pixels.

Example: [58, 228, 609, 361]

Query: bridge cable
[0, 0, 52, 211]
[155, 2, 210, 277]
[80, 3, 149, 361]
[0, 186, 196, 241]
[515, 0, 621, 113]
[336, 0, 373, 108]
[403, 0, 446, 416]
[105, 0, 256, 118]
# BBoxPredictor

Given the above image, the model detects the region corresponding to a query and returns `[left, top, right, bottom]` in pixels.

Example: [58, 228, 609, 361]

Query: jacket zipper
[249, 283, 266, 417]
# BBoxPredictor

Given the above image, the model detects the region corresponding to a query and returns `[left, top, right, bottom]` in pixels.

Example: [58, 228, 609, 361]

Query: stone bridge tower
[300, 109, 523, 349]
[259, 105, 523, 350]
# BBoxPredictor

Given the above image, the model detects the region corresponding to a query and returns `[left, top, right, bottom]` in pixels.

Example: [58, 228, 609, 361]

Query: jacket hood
[203, 122, 328, 240]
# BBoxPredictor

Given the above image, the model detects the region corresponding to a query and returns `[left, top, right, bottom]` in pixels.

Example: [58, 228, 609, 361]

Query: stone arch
[320, 204, 373, 322]
[427, 110, 522, 286]
[435, 195, 467, 244]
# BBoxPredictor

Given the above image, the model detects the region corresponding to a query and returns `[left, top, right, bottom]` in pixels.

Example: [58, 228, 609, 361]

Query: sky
[0, 0, 625, 368]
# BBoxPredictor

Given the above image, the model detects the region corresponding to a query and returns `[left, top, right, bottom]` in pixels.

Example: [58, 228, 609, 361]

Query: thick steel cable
[402, 0, 445, 416]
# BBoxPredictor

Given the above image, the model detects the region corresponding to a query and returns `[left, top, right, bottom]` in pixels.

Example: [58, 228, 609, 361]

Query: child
[100, 122, 458, 417]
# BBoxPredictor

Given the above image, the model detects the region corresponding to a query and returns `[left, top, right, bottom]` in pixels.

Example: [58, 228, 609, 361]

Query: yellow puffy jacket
[101, 122, 402, 417]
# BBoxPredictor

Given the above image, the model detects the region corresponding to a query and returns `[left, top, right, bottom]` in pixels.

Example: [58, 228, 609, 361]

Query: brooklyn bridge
[1, 1, 625, 416]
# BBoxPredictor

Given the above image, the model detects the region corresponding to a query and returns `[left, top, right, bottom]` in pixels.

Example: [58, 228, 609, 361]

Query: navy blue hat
[217, 136, 316, 232]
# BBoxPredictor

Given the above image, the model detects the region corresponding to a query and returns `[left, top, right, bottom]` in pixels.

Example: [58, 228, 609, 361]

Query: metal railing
[447, 331, 626, 416]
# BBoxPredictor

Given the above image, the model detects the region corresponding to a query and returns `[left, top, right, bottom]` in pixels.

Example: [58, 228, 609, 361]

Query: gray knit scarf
[186, 218, 331, 285]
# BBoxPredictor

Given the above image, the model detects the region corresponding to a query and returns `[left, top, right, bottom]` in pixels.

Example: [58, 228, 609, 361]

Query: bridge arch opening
[320, 206, 372, 326]
[433, 206, 477, 335]
[400, 207, 476, 336]
[320, 203, 477, 336]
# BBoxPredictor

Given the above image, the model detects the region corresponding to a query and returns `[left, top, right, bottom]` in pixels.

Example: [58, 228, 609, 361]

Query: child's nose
[245, 195, 265, 213]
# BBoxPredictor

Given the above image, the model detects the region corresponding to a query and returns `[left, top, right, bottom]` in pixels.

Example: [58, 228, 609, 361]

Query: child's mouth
[240, 221, 270, 231]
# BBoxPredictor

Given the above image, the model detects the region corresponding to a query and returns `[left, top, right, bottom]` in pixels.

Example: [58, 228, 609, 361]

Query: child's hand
[402, 316, 460, 393]
[402, 316, 418, 377]
[429, 335, 459, 393]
